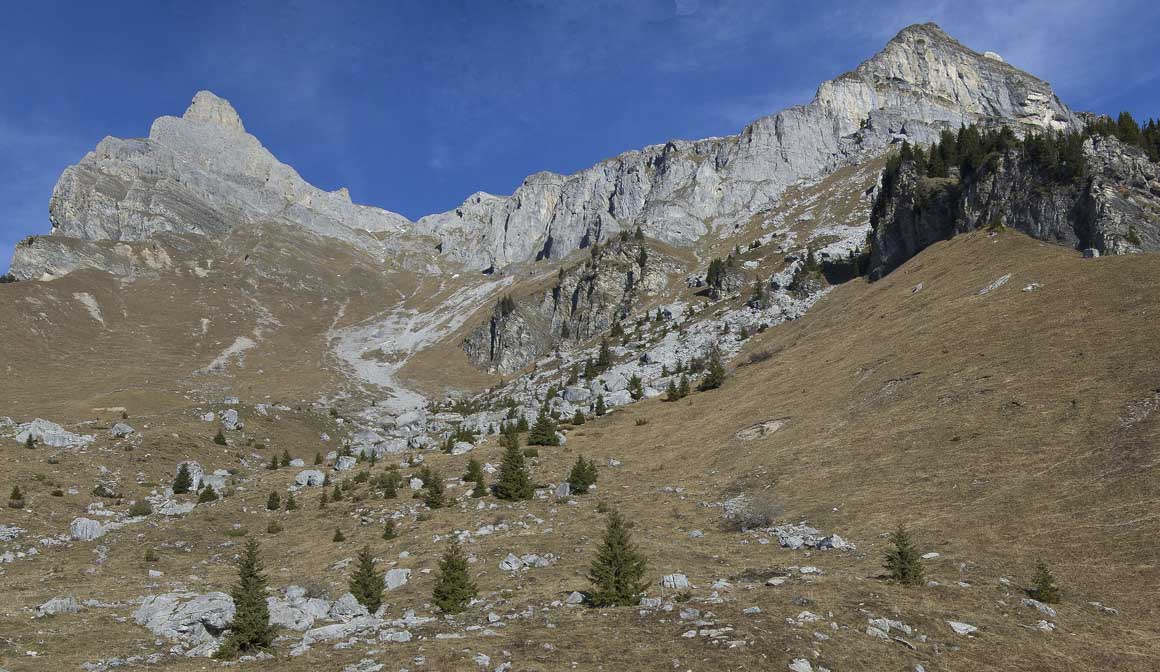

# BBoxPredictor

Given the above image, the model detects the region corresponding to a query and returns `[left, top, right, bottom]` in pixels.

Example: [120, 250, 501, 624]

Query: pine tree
[382, 472, 398, 499]
[332, 527, 345, 542]
[331, 484, 343, 501]
[281, 449, 292, 467]
[471, 477, 488, 498]
[424, 471, 446, 509]
[197, 485, 219, 503]
[432, 536, 477, 614]
[697, 346, 726, 391]
[24, 434, 35, 449]
[216, 538, 274, 658]
[515, 415, 529, 433]
[572, 409, 586, 425]
[173, 463, 194, 495]
[583, 358, 598, 380]
[314, 452, 323, 465]
[677, 374, 690, 398]
[463, 459, 484, 483]
[266, 492, 280, 511]
[267, 454, 280, 470]
[214, 429, 227, 445]
[284, 492, 297, 511]
[883, 525, 925, 586]
[494, 434, 533, 501]
[382, 519, 397, 540]
[528, 406, 560, 446]
[8, 485, 24, 507]
[665, 379, 680, 401]
[588, 509, 649, 607]
[1027, 560, 1061, 603]
[594, 394, 607, 417]
[596, 338, 613, 370]
[627, 374, 644, 401]
[319, 491, 329, 508]
[567, 456, 598, 494]
[348, 545, 384, 613]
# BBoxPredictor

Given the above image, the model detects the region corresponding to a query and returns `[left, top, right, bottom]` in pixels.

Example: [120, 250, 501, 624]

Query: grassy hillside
[2, 230, 1157, 671]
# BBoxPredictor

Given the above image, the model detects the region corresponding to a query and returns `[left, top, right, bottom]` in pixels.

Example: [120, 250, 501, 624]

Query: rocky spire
[182, 90, 246, 133]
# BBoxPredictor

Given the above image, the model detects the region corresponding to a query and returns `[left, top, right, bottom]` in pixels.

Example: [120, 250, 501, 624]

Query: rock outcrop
[417, 23, 1078, 270]
[868, 135, 1160, 278]
[461, 236, 678, 373]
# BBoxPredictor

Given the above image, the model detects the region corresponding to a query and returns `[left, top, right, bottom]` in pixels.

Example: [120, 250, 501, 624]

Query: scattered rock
[735, 418, 788, 441]
[37, 597, 82, 617]
[385, 568, 411, 591]
[70, 518, 105, 541]
[294, 470, 326, 487]
[1022, 598, 1057, 618]
[109, 423, 135, 438]
[978, 273, 1011, 296]
[14, 418, 94, 448]
[133, 592, 234, 656]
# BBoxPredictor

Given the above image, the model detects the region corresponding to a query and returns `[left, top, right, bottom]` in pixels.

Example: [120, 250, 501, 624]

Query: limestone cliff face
[9, 24, 1081, 281]
[418, 23, 1078, 271]
[462, 237, 677, 374]
[868, 136, 1160, 279]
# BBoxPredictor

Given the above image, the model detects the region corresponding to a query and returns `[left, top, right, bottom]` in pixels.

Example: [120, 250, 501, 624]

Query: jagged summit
[7, 90, 414, 280]
[182, 90, 246, 133]
[418, 23, 1079, 270]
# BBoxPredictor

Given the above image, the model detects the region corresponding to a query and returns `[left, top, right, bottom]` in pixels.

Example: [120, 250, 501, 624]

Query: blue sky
[3, 0, 1159, 270]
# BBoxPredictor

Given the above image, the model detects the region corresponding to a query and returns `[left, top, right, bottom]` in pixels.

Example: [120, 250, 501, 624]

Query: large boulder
[14, 419, 94, 448]
[294, 470, 326, 487]
[563, 386, 591, 403]
[109, 422, 135, 438]
[604, 390, 634, 408]
[177, 461, 205, 491]
[221, 409, 241, 431]
[266, 597, 315, 631]
[385, 569, 411, 591]
[69, 517, 105, 541]
[36, 596, 82, 617]
[133, 592, 235, 656]
[328, 593, 369, 621]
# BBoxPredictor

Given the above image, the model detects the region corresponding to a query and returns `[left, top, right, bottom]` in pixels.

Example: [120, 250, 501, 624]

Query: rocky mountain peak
[6, 24, 1082, 280]
[181, 90, 245, 133]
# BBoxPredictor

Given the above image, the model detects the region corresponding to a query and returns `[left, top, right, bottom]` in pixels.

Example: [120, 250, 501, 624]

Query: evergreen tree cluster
[349, 546, 384, 613]
[883, 525, 925, 586]
[696, 346, 726, 391]
[1087, 111, 1160, 162]
[216, 539, 275, 658]
[494, 428, 534, 500]
[587, 510, 649, 607]
[566, 456, 598, 494]
[432, 536, 477, 613]
[527, 405, 560, 446]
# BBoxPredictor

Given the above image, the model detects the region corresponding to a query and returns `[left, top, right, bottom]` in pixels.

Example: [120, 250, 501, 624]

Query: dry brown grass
[2, 231, 1158, 671]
